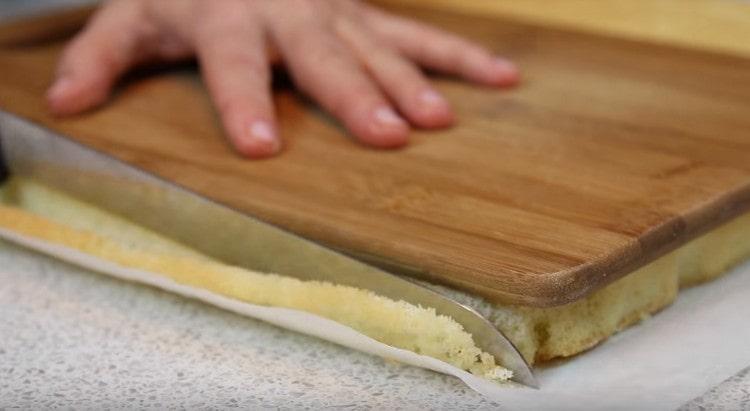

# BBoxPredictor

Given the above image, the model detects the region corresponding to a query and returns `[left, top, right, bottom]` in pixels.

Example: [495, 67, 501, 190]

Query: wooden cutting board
[1, 4, 749, 307]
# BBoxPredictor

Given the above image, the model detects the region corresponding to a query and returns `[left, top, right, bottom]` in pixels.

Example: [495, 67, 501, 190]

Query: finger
[46, 0, 147, 115]
[362, 7, 520, 87]
[269, 11, 409, 148]
[336, 20, 454, 129]
[195, 4, 278, 158]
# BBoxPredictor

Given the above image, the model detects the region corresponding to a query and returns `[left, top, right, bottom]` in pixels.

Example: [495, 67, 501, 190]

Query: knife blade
[0, 111, 536, 387]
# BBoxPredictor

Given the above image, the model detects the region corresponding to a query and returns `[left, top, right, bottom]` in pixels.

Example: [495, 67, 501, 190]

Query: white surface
[0, 226, 515, 399]
[0, 240, 497, 409]
[1, 230, 750, 409]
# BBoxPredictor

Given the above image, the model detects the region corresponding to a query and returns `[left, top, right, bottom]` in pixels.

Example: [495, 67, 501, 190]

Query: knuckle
[381, 54, 421, 80]
[195, 1, 256, 40]
[288, 28, 339, 58]
[427, 38, 472, 69]
[215, 96, 247, 121]
[59, 41, 81, 68]
[331, 85, 376, 118]
[92, 47, 127, 73]
[311, 46, 345, 68]
[223, 52, 267, 75]
[439, 39, 466, 61]
[214, 91, 270, 119]
[61, 38, 117, 75]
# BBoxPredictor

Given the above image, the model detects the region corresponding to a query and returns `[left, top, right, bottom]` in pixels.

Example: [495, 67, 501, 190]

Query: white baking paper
[1, 226, 749, 409]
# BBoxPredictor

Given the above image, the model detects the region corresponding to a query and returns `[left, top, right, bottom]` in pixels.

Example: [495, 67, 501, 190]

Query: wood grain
[0, 5, 95, 47]
[1, 5, 749, 306]
[391, 0, 750, 58]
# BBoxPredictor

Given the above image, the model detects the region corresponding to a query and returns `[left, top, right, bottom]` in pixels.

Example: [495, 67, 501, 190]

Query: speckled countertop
[3, 235, 746, 410]
[1, 241, 500, 409]
[2, 234, 749, 410]
[1, 2, 749, 409]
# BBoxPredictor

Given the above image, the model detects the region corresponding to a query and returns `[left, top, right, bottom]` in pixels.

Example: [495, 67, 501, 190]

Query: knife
[0, 111, 536, 387]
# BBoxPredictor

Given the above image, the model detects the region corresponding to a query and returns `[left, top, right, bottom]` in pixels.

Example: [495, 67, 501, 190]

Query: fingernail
[419, 89, 448, 107]
[46, 76, 73, 102]
[373, 106, 406, 127]
[247, 120, 280, 152]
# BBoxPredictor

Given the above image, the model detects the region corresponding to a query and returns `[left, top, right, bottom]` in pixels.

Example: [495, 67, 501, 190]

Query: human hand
[47, 0, 519, 158]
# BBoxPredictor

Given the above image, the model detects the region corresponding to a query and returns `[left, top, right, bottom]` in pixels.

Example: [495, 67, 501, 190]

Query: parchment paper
[1, 226, 749, 409]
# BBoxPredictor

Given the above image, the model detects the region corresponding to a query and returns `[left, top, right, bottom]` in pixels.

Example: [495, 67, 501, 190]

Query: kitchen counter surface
[2, 238, 749, 410]
[1, 1, 749, 409]
[0, 241, 498, 409]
